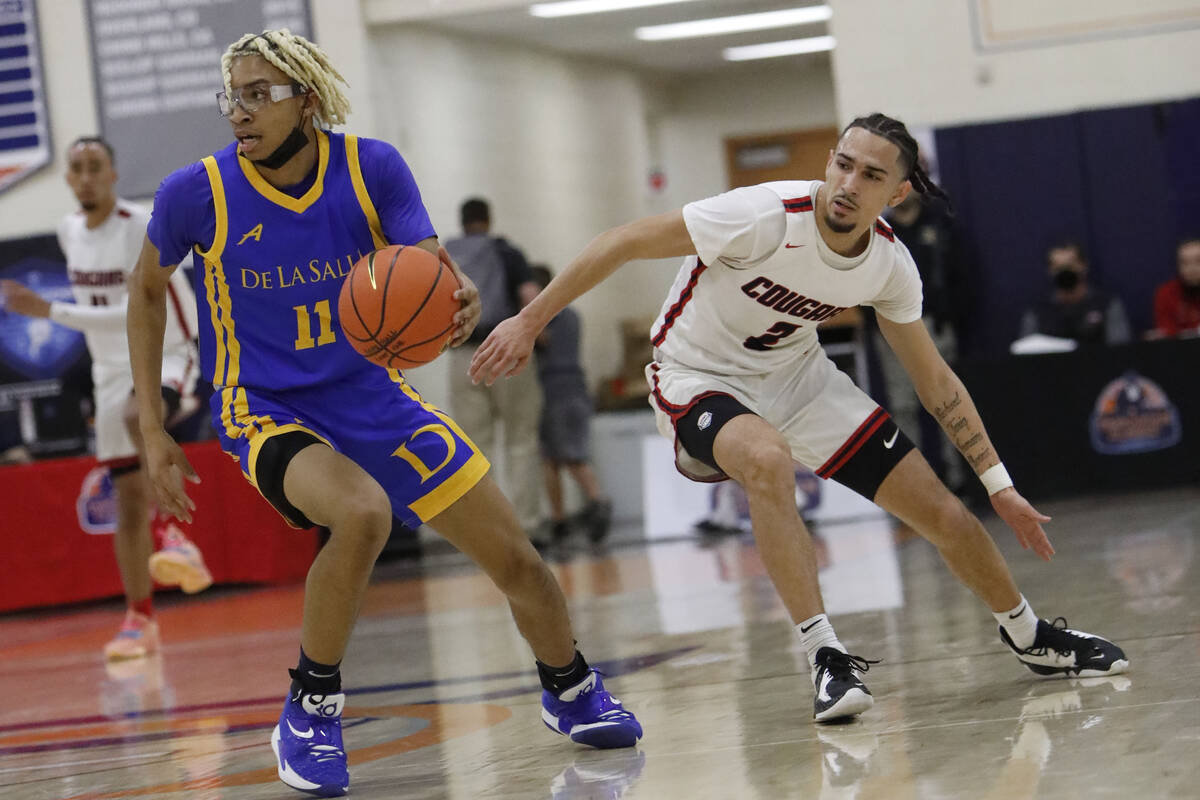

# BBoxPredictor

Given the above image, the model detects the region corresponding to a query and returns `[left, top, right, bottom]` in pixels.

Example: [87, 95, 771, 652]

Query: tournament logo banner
[0, 0, 51, 194]
[0, 258, 86, 379]
[77, 465, 118, 534]
[1089, 371, 1182, 455]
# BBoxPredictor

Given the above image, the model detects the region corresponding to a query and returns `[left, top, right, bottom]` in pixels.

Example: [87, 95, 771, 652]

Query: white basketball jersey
[651, 180, 923, 376]
[56, 199, 198, 374]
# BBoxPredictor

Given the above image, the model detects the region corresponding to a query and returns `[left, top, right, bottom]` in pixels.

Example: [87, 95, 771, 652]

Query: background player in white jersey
[0, 137, 211, 661]
[471, 113, 1128, 722]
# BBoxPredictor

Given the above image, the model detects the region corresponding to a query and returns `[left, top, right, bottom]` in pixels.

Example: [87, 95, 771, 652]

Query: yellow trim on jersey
[196, 157, 228, 263]
[390, 374, 490, 521]
[392, 376, 480, 448]
[345, 135, 387, 250]
[237, 129, 329, 214]
[245, 422, 333, 492]
[408, 448, 489, 523]
[197, 156, 242, 440]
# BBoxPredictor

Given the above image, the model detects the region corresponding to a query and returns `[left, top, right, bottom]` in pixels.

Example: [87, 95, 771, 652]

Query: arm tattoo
[955, 432, 983, 451]
[933, 391, 961, 422]
[967, 447, 995, 470]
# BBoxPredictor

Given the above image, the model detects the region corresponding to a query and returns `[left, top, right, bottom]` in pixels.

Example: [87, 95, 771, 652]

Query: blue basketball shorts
[209, 373, 490, 529]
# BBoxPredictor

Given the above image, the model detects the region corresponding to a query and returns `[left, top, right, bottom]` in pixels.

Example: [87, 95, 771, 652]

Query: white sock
[995, 595, 1039, 650]
[796, 614, 845, 670]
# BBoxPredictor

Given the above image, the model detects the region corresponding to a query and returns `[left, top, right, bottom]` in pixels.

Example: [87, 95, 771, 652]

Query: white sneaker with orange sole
[103, 610, 160, 661]
[148, 524, 213, 594]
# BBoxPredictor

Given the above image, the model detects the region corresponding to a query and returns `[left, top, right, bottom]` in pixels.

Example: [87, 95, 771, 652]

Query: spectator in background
[444, 199, 544, 543]
[529, 265, 612, 544]
[1018, 240, 1131, 345]
[877, 189, 974, 487]
[1149, 236, 1200, 338]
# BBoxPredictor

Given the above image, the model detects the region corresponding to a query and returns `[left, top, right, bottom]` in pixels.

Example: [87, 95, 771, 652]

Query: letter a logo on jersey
[237, 223, 263, 245]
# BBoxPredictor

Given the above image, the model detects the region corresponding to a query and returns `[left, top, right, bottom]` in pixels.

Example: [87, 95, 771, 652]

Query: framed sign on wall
[85, 0, 312, 198]
[0, 0, 52, 195]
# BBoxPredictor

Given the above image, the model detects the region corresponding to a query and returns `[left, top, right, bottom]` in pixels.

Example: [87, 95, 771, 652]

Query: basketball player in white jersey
[470, 113, 1128, 722]
[0, 137, 212, 661]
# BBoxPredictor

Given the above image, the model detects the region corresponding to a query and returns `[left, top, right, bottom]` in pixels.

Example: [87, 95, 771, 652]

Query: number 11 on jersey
[293, 300, 337, 350]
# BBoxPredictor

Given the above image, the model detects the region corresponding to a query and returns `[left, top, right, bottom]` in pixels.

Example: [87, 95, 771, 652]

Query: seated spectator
[1149, 236, 1200, 338]
[529, 266, 612, 544]
[1018, 239, 1131, 345]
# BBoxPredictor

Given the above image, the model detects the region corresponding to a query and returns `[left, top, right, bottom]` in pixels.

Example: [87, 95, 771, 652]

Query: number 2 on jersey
[743, 321, 800, 351]
[293, 300, 337, 350]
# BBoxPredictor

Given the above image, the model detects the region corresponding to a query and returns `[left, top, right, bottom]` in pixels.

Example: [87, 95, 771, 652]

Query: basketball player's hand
[469, 315, 537, 385]
[0, 280, 51, 318]
[439, 247, 480, 347]
[990, 487, 1054, 561]
[143, 428, 201, 523]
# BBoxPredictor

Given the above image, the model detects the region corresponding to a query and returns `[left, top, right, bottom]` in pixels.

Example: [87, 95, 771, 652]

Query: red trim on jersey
[874, 219, 895, 242]
[165, 281, 193, 340]
[650, 369, 689, 418]
[783, 196, 813, 213]
[816, 407, 889, 478]
[100, 455, 140, 471]
[117, 208, 132, 218]
[651, 260, 707, 347]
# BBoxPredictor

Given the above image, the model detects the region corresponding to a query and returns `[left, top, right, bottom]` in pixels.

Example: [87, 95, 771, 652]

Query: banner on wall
[85, 0, 312, 198]
[970, 0, 1200, 52]
[0, 0, 52, 195]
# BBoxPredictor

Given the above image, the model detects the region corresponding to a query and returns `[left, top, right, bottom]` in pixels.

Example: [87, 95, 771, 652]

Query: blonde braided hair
[221, 29, 351, 127]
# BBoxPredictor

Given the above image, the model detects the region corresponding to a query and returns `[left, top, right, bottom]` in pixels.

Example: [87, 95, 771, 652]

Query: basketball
[338, 245, 461, 368]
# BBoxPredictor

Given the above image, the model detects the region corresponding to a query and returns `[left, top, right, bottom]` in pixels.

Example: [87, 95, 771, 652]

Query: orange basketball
[338, 245, 461, 368]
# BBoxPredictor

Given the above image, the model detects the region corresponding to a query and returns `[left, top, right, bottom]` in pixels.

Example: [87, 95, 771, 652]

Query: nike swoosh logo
[784, 243, 805, 249]
[286, 720, 315, 739]
[883, 429, 899, 449]
[1008, 602, 1027, 620]
[307, 669, 338, 678]
[817, 671, 834, 702]
[800, 620, 821, 633]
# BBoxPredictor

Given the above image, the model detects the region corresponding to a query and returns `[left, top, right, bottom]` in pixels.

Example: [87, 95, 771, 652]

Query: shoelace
[820, 651, 880, 677]
[1037, 617, 1091, 658]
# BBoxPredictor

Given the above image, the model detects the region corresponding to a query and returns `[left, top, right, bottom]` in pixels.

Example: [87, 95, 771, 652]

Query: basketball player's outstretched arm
[127, 235, 200, 523]
[877, 315, 1056, 560]
[469, 210, 695, 385]
[0, 279, 129, 331]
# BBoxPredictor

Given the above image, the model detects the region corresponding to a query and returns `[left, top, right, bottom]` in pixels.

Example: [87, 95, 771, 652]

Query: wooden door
[724, 127, 838, 189]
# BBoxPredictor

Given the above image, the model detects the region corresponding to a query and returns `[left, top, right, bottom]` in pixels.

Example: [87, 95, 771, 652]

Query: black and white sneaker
[812, 647, 878, 722]
[1001, 617, 1129, 678]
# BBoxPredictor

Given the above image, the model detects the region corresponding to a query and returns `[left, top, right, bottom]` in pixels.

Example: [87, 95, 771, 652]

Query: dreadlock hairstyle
[842, 113, 952, 212]
[221, 29, 351, 128]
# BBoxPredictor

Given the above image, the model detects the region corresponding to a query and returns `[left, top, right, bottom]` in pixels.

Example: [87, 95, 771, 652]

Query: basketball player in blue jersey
[125, 29, 641, 798]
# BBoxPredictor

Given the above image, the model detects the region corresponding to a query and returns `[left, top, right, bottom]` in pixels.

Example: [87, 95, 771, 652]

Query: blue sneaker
[541, 670, 642, 749]
[270, 690, 349, 797]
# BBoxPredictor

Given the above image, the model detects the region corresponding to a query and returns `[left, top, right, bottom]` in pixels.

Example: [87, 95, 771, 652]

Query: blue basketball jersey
[196, 132, 388, 389]
[148, 131, 489, 528]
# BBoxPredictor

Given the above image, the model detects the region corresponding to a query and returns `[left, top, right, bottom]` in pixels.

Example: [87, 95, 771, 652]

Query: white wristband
[979, 463, 1014, 496]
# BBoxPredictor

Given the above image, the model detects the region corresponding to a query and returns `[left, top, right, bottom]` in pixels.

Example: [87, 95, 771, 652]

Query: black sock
[289, 648, 342, 696]
[537, 650, 590, 696]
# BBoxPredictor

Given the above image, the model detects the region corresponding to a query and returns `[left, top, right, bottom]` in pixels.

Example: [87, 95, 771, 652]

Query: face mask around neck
[1053, 269, 1082, 291]
[253, 124, 310, 170]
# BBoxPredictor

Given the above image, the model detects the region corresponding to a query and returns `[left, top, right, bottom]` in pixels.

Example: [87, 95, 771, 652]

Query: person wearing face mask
[1018, 240, 1131, 345]
[1149, 236, 1200, 338]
